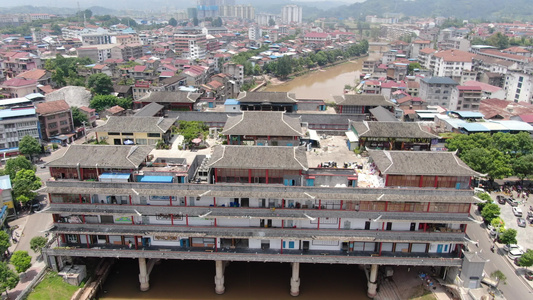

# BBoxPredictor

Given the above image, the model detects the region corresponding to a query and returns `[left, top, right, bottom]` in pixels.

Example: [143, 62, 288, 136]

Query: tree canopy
[0, 231, 11, 256]
[519, 249, 533, 268]
[499, 228, 517, 245]
[481, 203, 500, 223]
[89, 95, 120, 112]
[0, 262, 19, 295]
[12, 169, 42, 205]
[44, 54, 92, 87]
[446, 132, 533, 180]
[18, 136, 41, 162]
[87, 74, 113, 95]
[30, 236, 48, 255]
[175, 121, 208, 144]
[71, 107, 89, 127]
[0, 156, 34, 180]
[10, 251, 31, 273]
[169, 18, 178, 26]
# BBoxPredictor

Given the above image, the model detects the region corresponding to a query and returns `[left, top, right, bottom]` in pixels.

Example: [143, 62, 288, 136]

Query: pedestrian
[128, 240, 133, 249]
[476, 240, 479, 247]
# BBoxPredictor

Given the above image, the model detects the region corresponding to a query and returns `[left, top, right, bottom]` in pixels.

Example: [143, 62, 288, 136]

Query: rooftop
[208, 145, 308, 171]
[222, 111, 303, 137]
[96, 116, 176, 134]
[47, 145, 154, 169]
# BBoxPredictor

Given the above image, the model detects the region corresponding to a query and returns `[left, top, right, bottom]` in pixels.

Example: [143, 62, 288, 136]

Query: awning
[308, 130, 320, 141]
[345, 131, 358, 142]
[191, 138, 202, 144]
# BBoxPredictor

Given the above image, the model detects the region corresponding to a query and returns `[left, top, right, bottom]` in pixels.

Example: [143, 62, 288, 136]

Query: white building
[248, 25, 262, 41]
[281, 5, 302, 24]
[431, 50, 474, 81]
[504, 71, 533, 103]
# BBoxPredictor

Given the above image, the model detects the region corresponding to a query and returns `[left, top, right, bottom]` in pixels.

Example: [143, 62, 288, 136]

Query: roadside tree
[0, 231, 10, 256]
[499, 228, 517, 245]
[0, 262, 19, 296]
[490, 270, 507, 285]
[519, 249, 533, 269]
[10, 251, 31, 273]
[71, 107, 89, 127]
[89, 94, 119, 112]
[87, 73, 113, 95]
[30, 237, 48, 255]
[12, 169, 42, 205]
[0, 156, 35, 180]
[481, 203, 500, 223]
[18, 135, 41, 162]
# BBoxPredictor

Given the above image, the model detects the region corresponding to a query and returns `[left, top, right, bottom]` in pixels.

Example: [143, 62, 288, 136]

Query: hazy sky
[0, 0, 367, 8]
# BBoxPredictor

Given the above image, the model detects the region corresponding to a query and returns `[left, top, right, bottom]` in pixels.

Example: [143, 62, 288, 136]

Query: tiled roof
[334, 94, 394, 107]
[352, 121, 437, 139]
[1, 77, 37, 87]
[16, 69, 47, 80]
[35, 99, 70, 115]
[208, 145, 308, 170]
[236, 91, 298, 103]
[96, 116, 176, 133]
[47, 145, 153, 169]
[222, 111, 303, 137]
[433, 50, 474, 62]
[106, 105, 125, 114]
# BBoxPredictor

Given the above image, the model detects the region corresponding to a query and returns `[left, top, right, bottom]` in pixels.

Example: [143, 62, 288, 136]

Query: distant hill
[324, 0, 533, 21]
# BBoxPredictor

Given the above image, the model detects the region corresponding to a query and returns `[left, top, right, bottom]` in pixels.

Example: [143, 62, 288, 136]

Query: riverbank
[261, 54, 369, 89]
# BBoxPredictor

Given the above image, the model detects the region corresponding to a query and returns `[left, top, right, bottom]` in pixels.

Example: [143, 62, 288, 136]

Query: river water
[264, 47, 384, 102]
[100, 259, 369, 300]
[99, 47, 386, 300]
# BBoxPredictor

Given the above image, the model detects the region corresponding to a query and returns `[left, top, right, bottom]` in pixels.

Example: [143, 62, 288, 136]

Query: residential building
[79, 106, 97, 127]
[219, 4, 255, 19]
[419, 77, 459, 109]
[281, 5, 302, 24]
[94, 116, 176, 145]
[236, 92, 298, 113]
[0, 78, 39, 98]
[0, 51, 42, 78]
[504, 71, 533, 103]
[77, 44, 123, 63]
[174, 32, 207, 60]
[221, 62, 243, 85]
[0, 106, 40, 150]
[462, 81, 506, 100]
[35, 100, 74, 141]
[431, 50, 474, 81]
[450, 86, 482, 111]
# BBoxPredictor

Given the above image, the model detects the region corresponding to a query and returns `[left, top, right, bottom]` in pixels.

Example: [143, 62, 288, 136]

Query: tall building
[42, 107, 479, 298]
[174, 32, 207, 60]
[281, 5, 302, 24]
[219, 5, 255, 20]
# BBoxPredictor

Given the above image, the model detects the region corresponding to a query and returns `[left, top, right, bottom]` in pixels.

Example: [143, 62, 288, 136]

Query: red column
[281, 239, 283, 254]
[214, 218, 217, 227]
[338, 218, 342, 230]
[282, 220, 284, 228]
[213, 197, 216, 206]
[171, 214, 174, 226]
[317, 218, 320, 229]
[319, 199, 321, 209]
[129, 195, 132, 205]
[131, 216, 134, 225]
[282, 199, 285, 208]
[419, 176, 424, 188]
[134, 236, 138, 250]
[249, 169, 252, 183]
[424, 223, 428, 232]
[82, 215, 86, 223]
[214, 168, 218, 183]
[215, 238, 218, 252]
[385, 175, 389, 186]
[79, 194, 82, 203]
[384, 201, 388, 211]
[469, 177, 472, 188]
[184, 196, 187, 206]
[86, 235, 90, 248]
[379, 242, 382, 256]
[339, 106, 343, 114]
[186, 215, 189, 226]
[48, 193, 52, 203]
[434, 176, 439, 188]
[427, 202, 431, 212]
[340, 200, 343, 210]
[266, 170, 269, 184]
[169, 196, 172, 206]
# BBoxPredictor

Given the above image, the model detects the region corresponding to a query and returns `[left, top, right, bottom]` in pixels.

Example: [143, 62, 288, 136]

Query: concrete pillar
[214, 260, 225, 294]
[139, 257, 150, 291]
[367, 264, 379, 298]
[290, 262, 300, 296]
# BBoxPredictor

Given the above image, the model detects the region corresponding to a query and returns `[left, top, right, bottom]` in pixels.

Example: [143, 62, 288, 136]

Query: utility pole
[82, 121, 87, 143]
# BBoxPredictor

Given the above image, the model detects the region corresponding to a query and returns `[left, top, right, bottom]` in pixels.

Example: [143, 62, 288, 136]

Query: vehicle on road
[508, 248, 524, 259]
[525, 270, 533, 281]
[512, 207, 523, 217]
[496, 195, 506, 204]
[31, 200, 40, 212]
[517, 218, 526, 227]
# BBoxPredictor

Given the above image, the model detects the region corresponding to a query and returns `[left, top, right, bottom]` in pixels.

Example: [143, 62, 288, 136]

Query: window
[122, 132, 134, 136]
[46, 115, 56, 120]
[147, 133, 160, 138]
[60, 120, 68, 125]
[108, 132, 120, 135]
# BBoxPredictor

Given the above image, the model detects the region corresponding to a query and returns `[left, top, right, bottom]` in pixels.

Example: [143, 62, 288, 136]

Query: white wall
[188, 217, 215, 226]
[217, 218, 252, 227]
[249, 239, 261, 249]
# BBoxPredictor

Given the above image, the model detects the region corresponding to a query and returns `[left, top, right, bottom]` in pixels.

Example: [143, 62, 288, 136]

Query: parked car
[508, 198, 519, 207]
[517, 218, 527, 227]
[496, 195, 506, 204]
[513, 207, 523, 217]
[30, 200, 40, 212]
[503, 244, 522, 252]
[525, 270, 533, 281]
[508, 248, 524, 260]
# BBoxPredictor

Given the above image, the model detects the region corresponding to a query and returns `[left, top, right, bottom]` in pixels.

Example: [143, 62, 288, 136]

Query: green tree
[169, 18, 178, 26]
[0, 262, 19, 296]
[193, 17, 199, 26]
[408, 62, 421, 74]
[176, 121, 208, 144]
[275, 55, 293, 79]
[269, 18, 275, 26]
[0, 156, 34, 180]
[490, 270, 507, 285]
[513, 154, 533, 182]
[460, 148, 512, 181]
[87, 73, 113, 95]
[30, 236, 48, 255]
[18, 135, 41, 162]
[0, 231, 11, 256]
[117, 97, 133, 110]
[71, 107, 89, 127]
[518, 249, 533, 269]
[476, 192, 492, 212]
[487, 32, 510, 49]
[12, 169, 42, 205]
[491, 217, 505, 236]
[10, 251, 31, 273]
[89, 95, 119, 112]
[499, 228, 517, 245]
[481, 203, 500, 223]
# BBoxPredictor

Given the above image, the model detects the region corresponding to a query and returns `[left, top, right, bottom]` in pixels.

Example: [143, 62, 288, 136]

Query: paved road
[467, 209, 533, 299]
